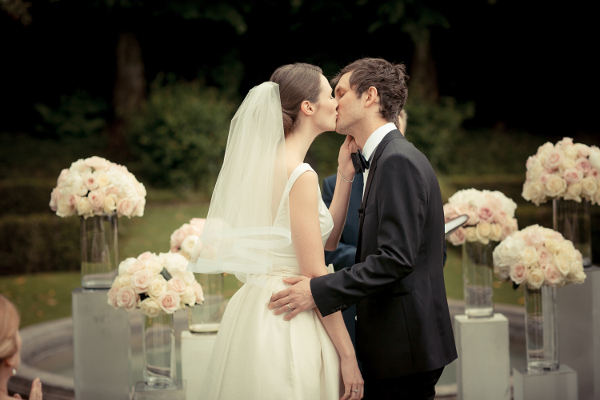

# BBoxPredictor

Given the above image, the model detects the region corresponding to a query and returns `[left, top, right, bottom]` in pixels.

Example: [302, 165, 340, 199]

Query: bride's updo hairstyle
[270, 63, 323, 136]
[0, 294, 20, 362]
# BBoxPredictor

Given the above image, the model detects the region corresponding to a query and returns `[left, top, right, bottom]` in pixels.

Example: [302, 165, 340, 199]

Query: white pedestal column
[72, 288, 131, 400]
[557, 265, 600, 400]
[513, 365, 578, 400]
[181, 331, 218, 399]
[454, 313, 511, 400]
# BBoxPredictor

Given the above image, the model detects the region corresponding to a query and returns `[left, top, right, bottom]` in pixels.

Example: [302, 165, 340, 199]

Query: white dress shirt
[362, 122, 397, 197]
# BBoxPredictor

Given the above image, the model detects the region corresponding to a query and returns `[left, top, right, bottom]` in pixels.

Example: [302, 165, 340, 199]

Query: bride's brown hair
[0, 295, 20, 361]
[270, 63, 323, 136]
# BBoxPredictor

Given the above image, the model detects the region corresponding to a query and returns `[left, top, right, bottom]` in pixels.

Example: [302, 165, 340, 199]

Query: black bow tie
[351, 149, 370, 174]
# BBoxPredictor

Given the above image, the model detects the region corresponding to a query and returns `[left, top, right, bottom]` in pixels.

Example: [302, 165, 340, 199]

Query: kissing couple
[187, 57, 457, 400]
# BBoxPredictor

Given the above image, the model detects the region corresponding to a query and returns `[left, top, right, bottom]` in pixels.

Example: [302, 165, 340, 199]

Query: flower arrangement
[444, 189, 518, 246]
[49, 156, 146, 219]
[170, 218, 205, 260]
[522, 138, 600, 206]
[493, 225, 586, 289]
[107, 251, 204, 317]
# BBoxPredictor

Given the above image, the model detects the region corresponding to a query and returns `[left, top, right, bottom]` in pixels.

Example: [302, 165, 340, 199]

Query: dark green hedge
[0, 183, 55, 217]
[0, 214, 80, 275]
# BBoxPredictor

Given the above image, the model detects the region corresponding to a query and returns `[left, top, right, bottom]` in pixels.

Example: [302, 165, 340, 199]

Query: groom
[269, 58, 457, 399]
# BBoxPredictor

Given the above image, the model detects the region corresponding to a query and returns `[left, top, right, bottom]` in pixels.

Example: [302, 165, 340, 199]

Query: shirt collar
[362, 122, 397, 162]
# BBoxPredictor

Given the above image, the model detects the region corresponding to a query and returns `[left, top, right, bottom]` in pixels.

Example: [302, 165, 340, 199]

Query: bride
[187, 63, 364, 400]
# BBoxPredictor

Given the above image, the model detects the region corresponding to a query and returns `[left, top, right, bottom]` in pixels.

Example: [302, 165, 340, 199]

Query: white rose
[148, 276, 168, 299]
[489, 224, 503, 242]
[509, 264, 529, 285]
[76, 197, 94, 218]
[107, 287, 119, 309]
[545, 238, 561, 253]
[475, 222, 491, 245]
[97, 172, 110, 188]
[118, 258, 137, 275]
[116, 286, 139, 311]
[158, 291, 181, 314]
[522, 181, 545, 205]
[88, 189, 105, 210]
[528, 161, 545, 181]
[543, 149, 565, 170]
[143, 258, 163, 274]
[118, 273, 132, 287]
[559, 158, 576, 172]
[181, 286, 196, 306]
[465, 227, 478, 242]
[168, 276, 187, 296]
[580, 177, 598, 197]
[563, 145, 579, 161]
[563, 182, 582, 202]
[554, 253, 572, 276]
[83, 172, 99, 191]
[544, 175, 567, 198]
[139, 298, 162, 318]
[103, 194, 117, 214]
[116, 198, 135, 217]
[568, 270, 586, 284]
[179, 235, 199, 260]
[589, 149, 600, 170]
[593, 188, 600, 206]
[132, 198, 145, 217]
[522, 246, 539, 267]
[70, 159, 88, 173]
[193, 281, 205, 304]
[543, 264, 564, 286]
[85, 156, 110, 171]
[527, 268, 545, 289]
[56, 198, 75, 218]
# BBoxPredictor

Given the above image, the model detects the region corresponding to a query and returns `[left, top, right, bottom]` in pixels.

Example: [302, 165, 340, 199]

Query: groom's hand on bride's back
[268, 276, 315, 321]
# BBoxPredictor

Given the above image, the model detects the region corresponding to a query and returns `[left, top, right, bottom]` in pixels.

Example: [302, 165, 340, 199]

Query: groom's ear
[363, 86, 380, 108]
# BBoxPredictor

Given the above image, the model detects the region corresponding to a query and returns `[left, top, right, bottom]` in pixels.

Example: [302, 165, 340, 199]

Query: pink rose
[168, 276, 187, 296]
[131, 269, 154, 294]
[443, 204, 461, 223]
[575, 143, 591, 158]
[127, 260, 145, 275]
[510, 264, 528, 285]
[478, 204, 495, 223]
[193, 281, 205, 304]
[138, 251, 154, 261]
[543, 149, 565, 170]
[563, 168, 583, 185]
[526, 155, 538, 170]
[116, 286, 139, 311]
[493, 210, 507, 225]
[525, 230, 545, 248]
[88, 189, 105, 210]
[539, 171, 553, 185]
[83, 172, 99, 191]
[49, 188, 60, 211]
[190, 218, 206, 229]
[105, 186, 119, 196]
[463, 208, 480, 226]
[587, 168, 600, 181]
[448, 227, 466, 246]
[543, 264, 563, 286]
[117, 198, 135, 217]
[575, 158, 592, 174]
[158, 291, 181, 314]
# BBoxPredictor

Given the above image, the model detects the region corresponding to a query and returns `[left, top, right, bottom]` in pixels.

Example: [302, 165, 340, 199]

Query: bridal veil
[187, 82, 291, 283]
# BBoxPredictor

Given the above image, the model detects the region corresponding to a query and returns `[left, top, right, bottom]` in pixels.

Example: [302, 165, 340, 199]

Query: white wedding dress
[197, 163, 341, 400]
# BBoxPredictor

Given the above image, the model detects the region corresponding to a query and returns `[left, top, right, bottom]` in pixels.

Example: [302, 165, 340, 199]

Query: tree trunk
[109, 31, 145, 159]
[409, 29, 439, 102]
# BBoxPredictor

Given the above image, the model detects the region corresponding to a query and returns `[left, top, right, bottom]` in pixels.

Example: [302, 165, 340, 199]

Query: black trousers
[364, 366, 445, 400]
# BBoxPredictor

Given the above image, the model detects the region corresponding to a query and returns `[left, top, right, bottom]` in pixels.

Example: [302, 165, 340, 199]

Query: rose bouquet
[444, 189, 518, 246]
[107, 251, 204, 317]
[493, 225, 586, 289]
[49, 156, 146, 219]
[170, 218, 206, 260]
[522, 138, 600, 206]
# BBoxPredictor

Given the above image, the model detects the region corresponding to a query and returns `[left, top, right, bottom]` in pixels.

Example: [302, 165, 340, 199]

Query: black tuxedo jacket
[311, 129, 457, 379]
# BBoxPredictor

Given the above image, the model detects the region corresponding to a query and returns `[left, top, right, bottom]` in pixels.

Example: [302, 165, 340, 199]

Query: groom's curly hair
[331, 58, 409, 124]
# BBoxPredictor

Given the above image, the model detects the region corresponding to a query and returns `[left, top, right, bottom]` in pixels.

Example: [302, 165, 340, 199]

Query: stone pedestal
[454, 314, 511, 400]
[557, 265, 600, 400]
[72, 288, 131, 400]
[513, 365, 578, 400]
[132, 381, 185, 400]
[181, 331, 218, 399]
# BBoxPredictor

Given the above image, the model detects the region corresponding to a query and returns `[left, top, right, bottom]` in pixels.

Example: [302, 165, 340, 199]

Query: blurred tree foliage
[126, 75, 236, 191]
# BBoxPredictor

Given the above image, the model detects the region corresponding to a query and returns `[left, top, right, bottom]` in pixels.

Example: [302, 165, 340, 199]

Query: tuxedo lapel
[355, 129, 403, 262]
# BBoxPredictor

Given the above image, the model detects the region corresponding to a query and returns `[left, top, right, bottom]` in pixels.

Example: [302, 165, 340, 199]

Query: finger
[282, 276, 303, 285]
[14, 395, 22, 399]
[272, 302, 291, 316]
[341, 384, 351, 400]
[269, 288, 291, 305]
[283, 306, 303, 321]
[269, 295, 292, 312]
[360, 385, 364, 399]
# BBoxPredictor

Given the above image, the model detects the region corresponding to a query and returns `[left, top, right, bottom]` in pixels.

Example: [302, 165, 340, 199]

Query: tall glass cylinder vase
[188, 273, 225, 333]
[462, 241, 495, 318]
[143, 313, 176, 388]
[553, 198, 592, 267]
[80, 212, 118, 289]
[525, 285, 559, 372]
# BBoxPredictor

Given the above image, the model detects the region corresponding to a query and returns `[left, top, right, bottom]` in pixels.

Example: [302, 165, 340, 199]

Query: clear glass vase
[80, 212, 118, 289]
[188, 273, 225, 333]
[142, 313, 176, 388]
[462, 241, 495, 318]
[525, 286, 559, 372]
[553, 198, 592, 267]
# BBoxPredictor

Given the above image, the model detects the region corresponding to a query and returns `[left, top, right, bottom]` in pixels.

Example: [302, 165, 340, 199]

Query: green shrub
[126, 76, 237, 192]
[0, 181, 55, 217]
[0, 214, 80, 275]
[403, 96, 475, 173]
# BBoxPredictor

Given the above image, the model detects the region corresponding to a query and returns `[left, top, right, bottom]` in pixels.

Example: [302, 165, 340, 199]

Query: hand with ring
[286, 303, 292, 312]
